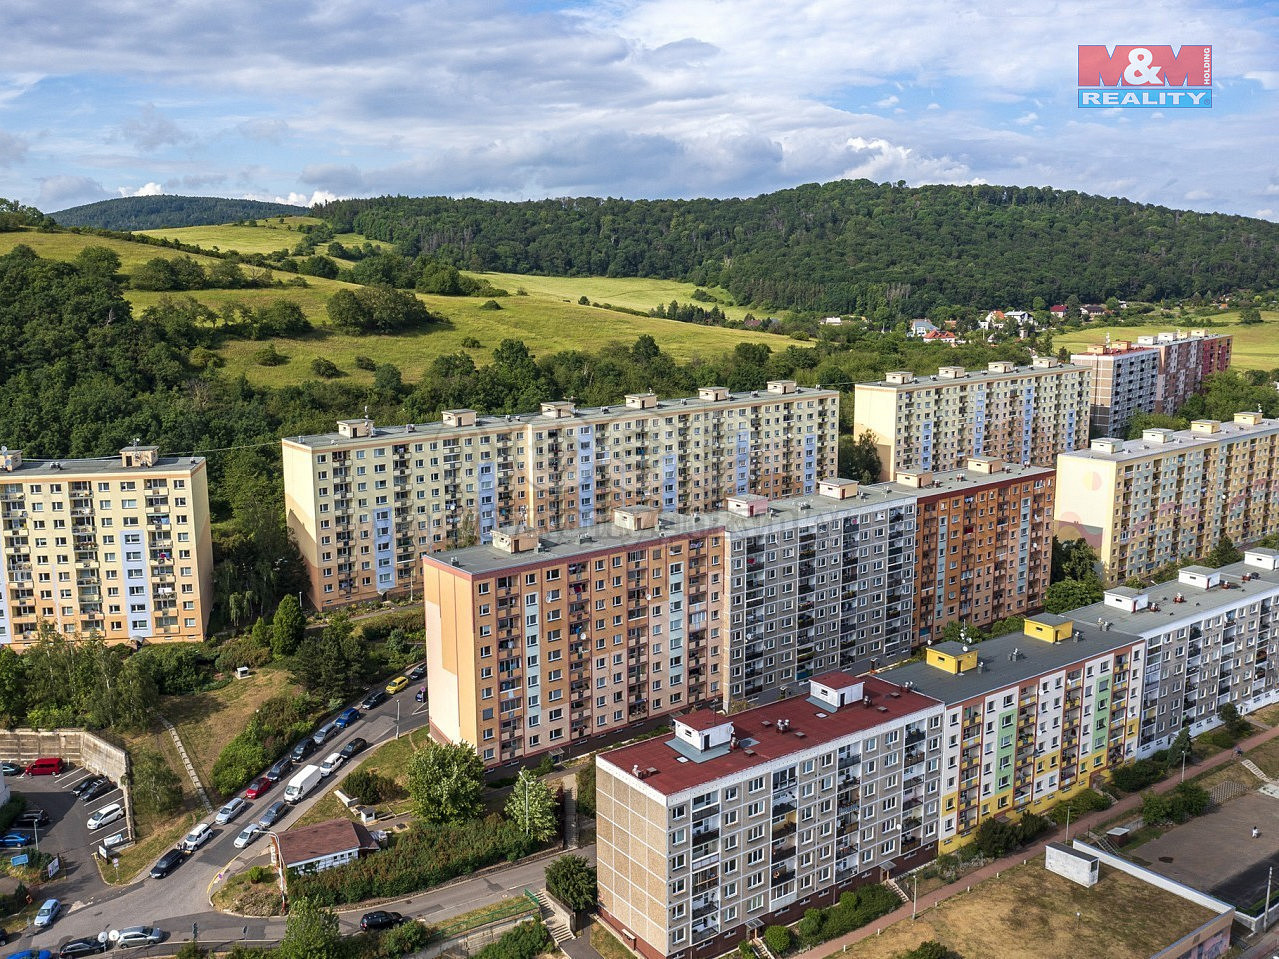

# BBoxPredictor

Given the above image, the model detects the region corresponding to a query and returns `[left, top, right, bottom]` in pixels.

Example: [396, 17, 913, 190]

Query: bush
[763, 925, 793, 955]
[379, 920, 432, 957]
[211, 693, 318, 794]
[461, 337, 482, 348]
[0, 795, 27, 832]
[289, 815, 538, 905]
[473, 920, 552, 959]
[254, 345, 287, 366]
[354, 355, 377, 371]
[479, 299, 502, 310]
[1208, 729, 1238, 749]
[576, 763, 596, 818]
[794, 885, 899, 948]
[311, 358, 342, 378]
[896, 943, 960, 959]
[131, 746, 184, 818]
[1110, 758, 1166, 793]
[343, 768, 397, 805]
[248, 864, 274, 883]
[1047, 788, 1111, 825]
[545, 854, 596, 911]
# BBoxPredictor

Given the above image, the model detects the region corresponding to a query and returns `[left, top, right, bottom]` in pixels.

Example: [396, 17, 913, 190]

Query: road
[6, 681, 433, 956]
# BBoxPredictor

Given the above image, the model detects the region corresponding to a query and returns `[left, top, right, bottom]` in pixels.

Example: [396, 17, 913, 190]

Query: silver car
[115, 925, 164, 949]
[215, 796, 247, 825]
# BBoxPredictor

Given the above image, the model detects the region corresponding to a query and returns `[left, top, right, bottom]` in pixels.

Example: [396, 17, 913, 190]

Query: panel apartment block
[596, 674, 944, 959]
[1069, 341, 1160, 437]
[906, 458, 1055, 643]
[0, 445, 213, 647]
[887, 614, 1145, 852]
[1055, 412, 1279, 584]
[852, 359, 1089, 480]
[423, 508, 726, 767]
[1135, 330, 1233, 416]
[283, 382, 838, 609]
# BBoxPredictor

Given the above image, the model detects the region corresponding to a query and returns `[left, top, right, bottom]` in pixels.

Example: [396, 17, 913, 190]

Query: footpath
[818, 719, 1279, 957]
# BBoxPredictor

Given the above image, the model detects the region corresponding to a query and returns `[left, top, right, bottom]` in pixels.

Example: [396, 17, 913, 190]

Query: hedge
[289, 815, 536, 905]
[794, 884, 900, 948]
[473, 920, 551, 959]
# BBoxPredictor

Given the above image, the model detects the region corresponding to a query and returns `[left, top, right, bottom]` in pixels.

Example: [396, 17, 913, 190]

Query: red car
[243, 775, 272, 799]
[25, 757, 64, 776]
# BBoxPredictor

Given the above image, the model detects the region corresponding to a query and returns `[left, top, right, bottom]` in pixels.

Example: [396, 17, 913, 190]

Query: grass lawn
[102, 811, 198, 885]
[212, 868, 285, 916]
[1055, 312, 1279, 371]
[1248, 702, 1279, 727]
[1244, 732, 1279, 779]
[436, 896, 539, 937]
[590, 921, 637, 959]
[295, 728, 429, 829]
[477, 272, 753, 320]
[160, 667, 304, 801]
[839, 862, 1215, 959]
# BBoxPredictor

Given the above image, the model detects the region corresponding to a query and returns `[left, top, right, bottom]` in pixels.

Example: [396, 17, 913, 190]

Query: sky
[0, 0, 1276, 218]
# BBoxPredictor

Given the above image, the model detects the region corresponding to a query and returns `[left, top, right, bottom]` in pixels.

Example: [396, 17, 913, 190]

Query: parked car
[359, 689, 387, 710]
[339, 737, 368, 760]
[233, 824, 263, 849]
[180, 822, 213, 852]
[114, 927, 164, 949]
[24, 757, 64, 776]
[244, 775, 272, 799]
[318, 752, 344, 778]
[1, 760, 21, 776]
[257, 800, 288, 829]
[0, 832, 31, 848]
[415, 685, 426, 702]
[265, 756, 292, 783]
[312, 721, 338, 747]
[149, 848, 184, 879]
[33, 898, 60, 928]
[6, 950, 53, 959]
[71, 775, 105, 797]
[79, 778, 113, 803]
[87, 803, 124, 831]
[289, 737, 317, 764]
[57, 937, 107, 957]
[334, 707, 360, 728]
[16, 809, 49, 827]
[407, 664, 426, 681]
[216, 797, 248, 825]
[384, 675, 409, 695]
[359, 911, 404, 931]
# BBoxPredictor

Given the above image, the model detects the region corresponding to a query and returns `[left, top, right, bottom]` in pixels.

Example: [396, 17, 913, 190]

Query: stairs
[534, 890, 574, 946]
[885, 877, 910, 904]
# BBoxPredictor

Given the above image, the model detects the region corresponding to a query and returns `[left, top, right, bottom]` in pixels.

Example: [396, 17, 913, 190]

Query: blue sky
[1, 0, 1276, 218]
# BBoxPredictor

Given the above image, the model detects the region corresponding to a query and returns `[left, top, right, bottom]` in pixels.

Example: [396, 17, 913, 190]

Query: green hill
[317, 180, 1279, 316]
[52, 195, 307, 230]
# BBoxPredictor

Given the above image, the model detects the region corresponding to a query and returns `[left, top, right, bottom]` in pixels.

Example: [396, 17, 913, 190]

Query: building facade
[852, 359, 1090, 480]
[284, 383, 839, 609]
[1069, 341, 1161, 437]
[907, 458, 1055, 645]
[596, 674, 944, 959]
[1134, 330, 1232, 416]
[1054, 412, 1279, 584]
[0, 445, 213, 647]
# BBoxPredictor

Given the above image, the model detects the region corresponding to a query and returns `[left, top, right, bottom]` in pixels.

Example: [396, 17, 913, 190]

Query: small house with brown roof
[270, 818, 379, 878]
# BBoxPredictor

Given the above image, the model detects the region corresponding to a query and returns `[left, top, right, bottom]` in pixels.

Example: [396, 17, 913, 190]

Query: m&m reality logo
[1078, 45, 1212, 108]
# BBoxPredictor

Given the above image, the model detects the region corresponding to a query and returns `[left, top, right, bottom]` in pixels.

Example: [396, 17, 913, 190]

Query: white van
[283, 764, 323, 804]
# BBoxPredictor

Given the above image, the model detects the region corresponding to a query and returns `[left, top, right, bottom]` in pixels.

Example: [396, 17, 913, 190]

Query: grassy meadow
[140, 215, 389, 261]
[0, 226, 792, 387]
[1055, 311, 1279, 371]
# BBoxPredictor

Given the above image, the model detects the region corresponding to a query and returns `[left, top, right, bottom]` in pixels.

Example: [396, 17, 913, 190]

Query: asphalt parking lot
[4, 764, 119, 906]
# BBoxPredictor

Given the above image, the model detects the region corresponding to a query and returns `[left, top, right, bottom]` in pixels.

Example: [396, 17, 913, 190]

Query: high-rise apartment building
[852, 359, 1090, 480]
[283, 382, 839, 609]
[1055, 412, 1279, 584]
[1069, 340, 1160, 437]
[1134, 330, 1232, 415]
[0, 445, 213, 648]
[907, 458, 1055, 644]
[596, 674, 944, 959]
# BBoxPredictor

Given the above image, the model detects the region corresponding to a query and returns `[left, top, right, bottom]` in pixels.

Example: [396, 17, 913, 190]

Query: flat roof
[886, 618, 1143, 706]
[283, 386, 840, 450]
[0, 455, 204, 479]
[1060, 417, 1279, 463]
[425, 463, 1053, 577]
[598, 677, 941, 797]
[855, 363, 1088, 390]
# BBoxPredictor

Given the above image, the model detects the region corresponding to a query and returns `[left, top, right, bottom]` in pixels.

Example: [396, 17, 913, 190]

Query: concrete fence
[0, 727, 134, 838]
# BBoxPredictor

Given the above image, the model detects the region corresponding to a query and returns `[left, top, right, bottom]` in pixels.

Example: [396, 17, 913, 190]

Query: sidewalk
[818, 718, 1279, 957]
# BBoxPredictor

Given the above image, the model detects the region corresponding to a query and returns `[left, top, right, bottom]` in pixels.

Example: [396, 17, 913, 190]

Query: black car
[149, 848, 185, 879]
[359, 689, 387, 710]
[16, 808, 50, 827]
[407, 664, 426, 681]
[359, 911, 404, 931]
[265, 756, 292, 783]
[257, 800, 288, 829]
[339, 737, 368, 760]
[79, 778, 113, 803]
[290, 737, 317, 763]
[1, 760, 20, 776]
[71, 774, 105, 796]
[59, 937, 108, 957]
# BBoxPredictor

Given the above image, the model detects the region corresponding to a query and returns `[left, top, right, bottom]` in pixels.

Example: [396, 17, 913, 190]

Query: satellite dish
[98, 932, 110, 944]
[108, 929, 122, 942]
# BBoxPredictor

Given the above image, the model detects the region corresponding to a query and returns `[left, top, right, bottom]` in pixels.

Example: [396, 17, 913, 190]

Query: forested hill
[316, 181, 1279, 316]
[52, 195, 307, 230]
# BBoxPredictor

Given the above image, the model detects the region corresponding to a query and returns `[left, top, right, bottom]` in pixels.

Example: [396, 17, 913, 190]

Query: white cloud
[118, 182, 164, 197]
[37, 174, 107, 210]
[1015, 112, 1038, 125]
[875, 95, 900, 108]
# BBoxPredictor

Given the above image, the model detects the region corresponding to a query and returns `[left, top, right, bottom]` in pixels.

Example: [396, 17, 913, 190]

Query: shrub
[343, 769, 397, 805]
[763, 925, 793, 955]
[1047, 788, 1110, 825]
[248, 864, 273, 884]
[479, 299, 501, 310]
[794, 885, 899, 948]
[311, 358, 342, 378]
[1110, 758, 1166, 793]
[379, 920, 432, 957]
[576, 763, 596, 818]
[895, 943, 959, 959]
[354, 355, 377, 371]
[0, 795, 27, 832]
[473, 919, 551, 959]
[461, 336, 483, 348]
[254, 345, 287, 366]
[131, 747, 184, 818]
[211, 693, 318, 794]
[545, 854, 597, 911]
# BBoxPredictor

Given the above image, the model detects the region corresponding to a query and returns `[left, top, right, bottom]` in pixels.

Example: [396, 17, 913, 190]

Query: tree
[1140, 791, 1173, 825]
[545, 854, 597, 911]
[1168, 726, 1193, 767]
[839, 429, 883, 483]
[292, 611, 361, 700]
[1204, 536, 1243, 568]
[575, 763, 596, 818]
[279, 896, 341, 959]
[1239, 306, 1263, 325]
[764, 926, 793, 955]
[1044, 577, 1103, 614]
[272, 594, 306, 657]
[406, 741, 486, 825]
[505, 769, 557, 843]
[131, 747, 183, 818]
